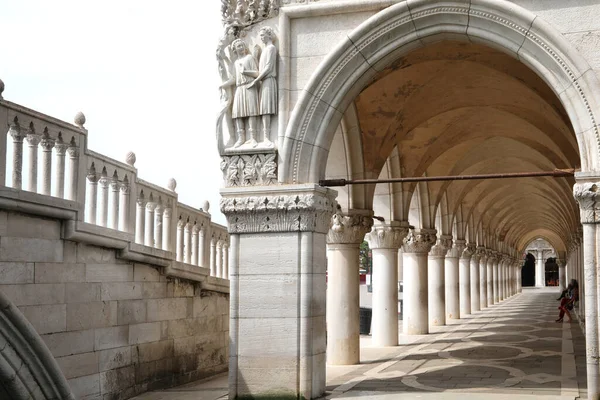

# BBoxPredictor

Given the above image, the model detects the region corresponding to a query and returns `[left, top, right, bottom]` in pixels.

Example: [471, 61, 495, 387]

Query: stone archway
[0, 290, 74, 400]
[281, 0, 600, 184]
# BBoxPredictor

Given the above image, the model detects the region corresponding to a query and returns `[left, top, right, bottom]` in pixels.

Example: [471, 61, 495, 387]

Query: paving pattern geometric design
[325, 288, 587, 399]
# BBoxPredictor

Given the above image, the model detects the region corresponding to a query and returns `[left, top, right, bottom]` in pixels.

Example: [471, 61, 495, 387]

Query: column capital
[448, 238, 465, 258]
[487, 250, 498, 263]
[476, 246, 488, 263]
[327, 209, 373, 245]
[220, 184, 337, 235]
[430, 235, 452, 258]
[365, 222, 408, 249]
[573, 181, 600, 224]
[460, 242, 475, 259]
[402, 228, 436, 254]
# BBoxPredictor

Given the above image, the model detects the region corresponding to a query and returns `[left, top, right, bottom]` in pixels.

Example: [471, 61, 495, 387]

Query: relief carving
[220, 153, 277, 186]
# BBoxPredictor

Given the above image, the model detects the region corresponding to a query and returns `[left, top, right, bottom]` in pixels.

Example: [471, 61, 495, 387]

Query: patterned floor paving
[134, 288, 586, 400]
[325, 287, 586, 399]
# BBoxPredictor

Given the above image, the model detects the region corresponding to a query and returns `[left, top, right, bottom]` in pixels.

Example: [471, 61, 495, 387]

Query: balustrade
[1, 96, 228, 280]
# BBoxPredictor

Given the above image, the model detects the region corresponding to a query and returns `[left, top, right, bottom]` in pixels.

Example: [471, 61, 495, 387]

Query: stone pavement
[133, 287, 586, 400]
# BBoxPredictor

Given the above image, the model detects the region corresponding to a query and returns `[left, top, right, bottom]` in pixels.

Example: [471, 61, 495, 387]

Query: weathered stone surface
[20, 304, 66, 334]
[0, 262, 34, 284]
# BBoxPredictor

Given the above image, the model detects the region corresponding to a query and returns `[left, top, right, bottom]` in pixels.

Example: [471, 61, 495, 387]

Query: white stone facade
[214, 1, 600, 399]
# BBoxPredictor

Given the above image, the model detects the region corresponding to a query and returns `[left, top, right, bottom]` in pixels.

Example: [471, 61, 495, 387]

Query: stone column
[446, 239, 464, 320]
[558, 259, 566, 290]
[486, 252, 495, 306]
[493, 255, 499, 303]
[470, 246, 481, 312]
[221, 185, 337, 400]
[327, 210, 373, 364]
[65, 138, 79, 202]
[210, 238, 217, 276]
[109, 177, 120, 230]
[505, 260, 511, 297]
[536, 249, 545, 287]
[365, 223, 407, 347]
[216, 241, 223, 278]
[403, 229, 435, 334]
[9, 121, 24, 190]
[118, 177, 130, 233]
[574, 182, 600, 399]
[428, 235, 451, 327]
[477, 247, 488, 309]
[144, 198, 156, 248]
[459, 244, 474, 318]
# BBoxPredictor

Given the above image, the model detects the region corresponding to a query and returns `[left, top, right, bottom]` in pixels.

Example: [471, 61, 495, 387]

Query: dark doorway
[522, 253, 535, 287]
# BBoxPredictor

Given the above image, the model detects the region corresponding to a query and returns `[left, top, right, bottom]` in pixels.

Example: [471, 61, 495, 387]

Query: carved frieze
[220, 189, 336, 234]
[327, 211, 373, 245]
[220, 152, 277, 187]
[573, 182, 600, 224]
[365, 224, 408, 250]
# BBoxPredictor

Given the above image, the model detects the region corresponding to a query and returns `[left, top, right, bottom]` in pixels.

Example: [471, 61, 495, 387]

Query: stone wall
[0, 210, 229, 400]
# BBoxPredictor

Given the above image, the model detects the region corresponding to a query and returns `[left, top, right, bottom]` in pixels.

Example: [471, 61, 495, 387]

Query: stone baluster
[402, 228, 435, 334]
[154, 203, 163, 249]
[470, 245, 481, 312]
[428, 235, 450, 327]
[223, 243, 229, 279]
[446, 239, 464, 320]
[85, 164, 98, 224]
[199, 228, 206, 267]
[176, 218, 185, 262]
[53, 133, 68, 198]
[216, 241, 223, 277]
[365, 223, 408, 346]
[9, 119, 24, 189]
[486, 251, 495, 306]
[327, 211, 373, 363]
[477, 247, 488, 309]
[184, 222, 192, 264]
[118, 176, 130, 232]
[97, 168, 110, 227]
[135, 191, 146, 244]
[162, 208, 172, 252]
[109, 172, 120, 230]
[25, 124, 41, 193]
[65, 137, 79, 201]
[40, 128, 54, 196]
[210, 238, 217, 276]
[144, 195, 156, 247]
[459, 244, 474, 317]
[191, 225, 200, 265]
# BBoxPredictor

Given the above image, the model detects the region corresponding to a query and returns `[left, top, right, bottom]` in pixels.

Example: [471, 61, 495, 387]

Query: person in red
[556, 279, 579, 323]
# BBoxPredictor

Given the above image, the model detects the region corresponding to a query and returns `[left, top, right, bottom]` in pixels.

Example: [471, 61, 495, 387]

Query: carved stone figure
[248, 27, 277, 147]
[220, 38, 261, 148]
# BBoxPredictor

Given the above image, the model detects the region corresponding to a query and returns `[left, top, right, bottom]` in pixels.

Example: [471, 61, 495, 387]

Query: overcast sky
[1, 1, 226, 224]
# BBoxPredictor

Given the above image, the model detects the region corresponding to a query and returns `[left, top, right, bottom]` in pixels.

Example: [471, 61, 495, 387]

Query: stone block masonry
[0, 210, 229, 400]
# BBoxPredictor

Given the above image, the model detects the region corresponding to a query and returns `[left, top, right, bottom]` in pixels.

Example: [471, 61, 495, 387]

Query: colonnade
[327, 220, 524, 366]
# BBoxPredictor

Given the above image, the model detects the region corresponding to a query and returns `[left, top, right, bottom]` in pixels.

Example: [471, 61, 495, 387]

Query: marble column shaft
[446, 240, 464, 320]
[366, 224, 407, 347]
[403, 229, 435, 335]
[459, 245, 473, 318]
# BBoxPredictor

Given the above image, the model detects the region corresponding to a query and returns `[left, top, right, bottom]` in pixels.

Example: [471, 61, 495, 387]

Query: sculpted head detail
[232, 38, 248, 57]
[259, 26, 275, 44]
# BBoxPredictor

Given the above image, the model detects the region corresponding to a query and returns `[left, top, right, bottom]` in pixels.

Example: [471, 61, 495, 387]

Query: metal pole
[319, 169, 575, 187]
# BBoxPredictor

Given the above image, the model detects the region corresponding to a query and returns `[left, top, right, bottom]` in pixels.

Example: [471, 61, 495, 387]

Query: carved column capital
[574, 181, 600, 224]
[365, 223, 408, 250]
[402, 228, 436, 254]
[476, 247, 488, 263]
[327, 210, 374, 245]
[487, 251, 499, 263]
[221, 185, 337, 234]
[430, 235, 452, 258]
[448, 239, 465, 258]
[461, 243, 476, 259]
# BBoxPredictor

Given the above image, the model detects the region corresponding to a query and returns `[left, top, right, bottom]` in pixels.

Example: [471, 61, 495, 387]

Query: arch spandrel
[282, 0, 600, 184]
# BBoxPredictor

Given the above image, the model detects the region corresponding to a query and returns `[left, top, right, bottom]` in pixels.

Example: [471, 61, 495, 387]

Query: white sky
[1, 1, 227, 224]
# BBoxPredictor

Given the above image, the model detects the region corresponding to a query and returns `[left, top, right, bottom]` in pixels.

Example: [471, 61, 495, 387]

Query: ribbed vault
[326, 40, 580, 254]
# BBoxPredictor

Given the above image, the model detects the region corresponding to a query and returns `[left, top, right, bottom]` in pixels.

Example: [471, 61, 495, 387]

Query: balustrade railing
[0, 88, 228, 279]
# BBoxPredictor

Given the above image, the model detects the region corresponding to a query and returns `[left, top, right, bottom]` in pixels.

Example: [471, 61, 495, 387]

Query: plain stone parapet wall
[0, 209, 229, 400]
